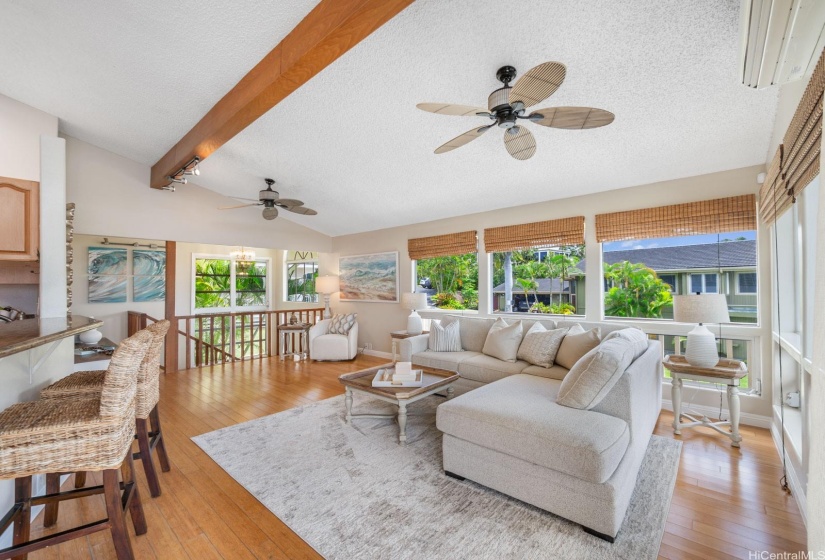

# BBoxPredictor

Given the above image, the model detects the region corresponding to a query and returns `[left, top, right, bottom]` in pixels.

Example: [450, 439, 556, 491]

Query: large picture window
[193, 255, 270, 312]
[414, 253, 479, 310]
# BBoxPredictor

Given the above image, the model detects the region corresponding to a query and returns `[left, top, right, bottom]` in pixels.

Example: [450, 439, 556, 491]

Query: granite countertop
[0, 315, 103, 359]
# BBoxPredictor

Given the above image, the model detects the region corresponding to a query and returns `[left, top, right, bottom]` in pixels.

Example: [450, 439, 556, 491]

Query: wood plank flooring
[25, 355, 806, 559]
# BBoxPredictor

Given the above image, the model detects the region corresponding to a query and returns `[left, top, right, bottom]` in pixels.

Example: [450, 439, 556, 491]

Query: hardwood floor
[26, 355, 806, 559]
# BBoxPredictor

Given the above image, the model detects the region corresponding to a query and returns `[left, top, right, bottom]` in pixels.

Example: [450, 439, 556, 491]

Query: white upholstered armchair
[309, 319, 359, 361]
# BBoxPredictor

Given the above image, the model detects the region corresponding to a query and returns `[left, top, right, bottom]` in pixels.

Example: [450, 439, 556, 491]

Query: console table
[665, 354, 748, 447]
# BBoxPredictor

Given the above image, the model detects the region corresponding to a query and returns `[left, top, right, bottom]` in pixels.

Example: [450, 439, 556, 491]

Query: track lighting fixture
[163, 156, 200, 190]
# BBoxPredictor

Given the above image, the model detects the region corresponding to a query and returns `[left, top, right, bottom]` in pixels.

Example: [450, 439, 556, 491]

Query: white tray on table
[372, 368, 424, 387]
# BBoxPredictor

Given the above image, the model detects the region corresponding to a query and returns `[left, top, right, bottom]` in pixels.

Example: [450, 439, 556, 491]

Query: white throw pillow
[556, 337, 636, 410]
[481, 318, 523, 363]
[517, 323, 569, 368]
[428, 319, 463, 352]
[555, 325, 601, 370]
[603, 328, 649, 361]
[329, 313, 357, 334]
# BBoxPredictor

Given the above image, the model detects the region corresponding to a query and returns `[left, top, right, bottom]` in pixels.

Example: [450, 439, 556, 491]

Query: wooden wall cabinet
[0, 176, 39, 262]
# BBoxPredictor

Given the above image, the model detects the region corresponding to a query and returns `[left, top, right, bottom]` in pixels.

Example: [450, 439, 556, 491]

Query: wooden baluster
[266, 312, 273, 358]
[185, 319, 191, 370]
[209, 315, 215, 365]
[258, 313, 263, 359]
[240, 313, 246, 361]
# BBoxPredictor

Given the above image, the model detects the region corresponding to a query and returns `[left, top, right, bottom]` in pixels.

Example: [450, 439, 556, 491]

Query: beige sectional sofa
[397, 315, 662, 541]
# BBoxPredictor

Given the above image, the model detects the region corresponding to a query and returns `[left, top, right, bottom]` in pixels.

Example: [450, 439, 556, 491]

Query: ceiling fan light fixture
[262, 207, 279, 220]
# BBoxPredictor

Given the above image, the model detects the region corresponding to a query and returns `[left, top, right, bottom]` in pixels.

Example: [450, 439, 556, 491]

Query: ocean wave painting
[133, 275, 165, 302]
[88, 247, 126, 275]
[133, 250, 166, 276]
[339, 252, 398, 302]
[88, 275, 127, 303]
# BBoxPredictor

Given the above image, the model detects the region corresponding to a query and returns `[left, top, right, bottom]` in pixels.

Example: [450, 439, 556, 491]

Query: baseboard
[363, 349, 392, 359]
[660, 399, 772, 429]
[771, 422, 808, 527]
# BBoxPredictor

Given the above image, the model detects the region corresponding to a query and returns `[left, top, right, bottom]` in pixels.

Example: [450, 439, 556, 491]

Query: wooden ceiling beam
[150, 0, 415, 189]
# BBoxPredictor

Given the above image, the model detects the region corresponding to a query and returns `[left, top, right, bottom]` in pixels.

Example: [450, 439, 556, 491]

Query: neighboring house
[492, 277, 578, 312]
[578, 240, 758, 322]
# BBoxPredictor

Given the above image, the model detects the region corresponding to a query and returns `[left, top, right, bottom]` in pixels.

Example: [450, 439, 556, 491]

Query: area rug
[193, 395, 681, 560]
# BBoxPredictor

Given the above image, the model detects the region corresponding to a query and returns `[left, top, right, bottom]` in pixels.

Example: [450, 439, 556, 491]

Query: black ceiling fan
[220, 178, 317, 220]
[417, 62, 615, 160]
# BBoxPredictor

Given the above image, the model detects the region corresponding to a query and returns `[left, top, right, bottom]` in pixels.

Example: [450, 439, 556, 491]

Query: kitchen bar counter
[0, 315, 102, 359]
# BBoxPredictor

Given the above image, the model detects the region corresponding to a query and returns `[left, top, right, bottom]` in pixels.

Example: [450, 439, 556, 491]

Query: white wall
[0, 94, 58, 182]
[64, 135, 333, 252]
[329, 164, 773, 420]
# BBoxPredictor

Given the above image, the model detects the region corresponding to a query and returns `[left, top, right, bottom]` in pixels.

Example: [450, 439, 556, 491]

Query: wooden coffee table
[338, 364, 458, 445]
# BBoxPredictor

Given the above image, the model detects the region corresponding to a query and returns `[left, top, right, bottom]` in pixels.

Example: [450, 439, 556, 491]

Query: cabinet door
[0, 176, 39, 261]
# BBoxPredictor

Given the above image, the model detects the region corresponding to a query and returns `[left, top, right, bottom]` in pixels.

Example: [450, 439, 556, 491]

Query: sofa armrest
[308, 319, 331, 343]
[399, 334, 429, 362]
[591, 340, 662, 445]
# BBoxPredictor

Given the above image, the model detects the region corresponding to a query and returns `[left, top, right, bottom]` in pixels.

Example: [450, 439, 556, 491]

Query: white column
[584, 215, 604, 321]
[39, 136, 67, 319]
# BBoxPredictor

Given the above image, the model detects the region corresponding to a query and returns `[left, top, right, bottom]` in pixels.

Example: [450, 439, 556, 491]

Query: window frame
[284, 255, 319, 303]
[413, 252, 479, 311]
[658, 273, 678, 293]
[689, 272, 719, 294]
[735, 271, 758, 295]
[191, 253, 271, 314]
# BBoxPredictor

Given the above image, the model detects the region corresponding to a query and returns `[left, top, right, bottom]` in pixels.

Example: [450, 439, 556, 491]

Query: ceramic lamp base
[685, 324, 720, 368]
[406, 311, 423, 335]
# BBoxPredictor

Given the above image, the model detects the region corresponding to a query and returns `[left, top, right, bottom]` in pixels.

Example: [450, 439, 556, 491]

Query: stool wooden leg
[121, 451, 147, 535]
[43, 473, 60, 528]
[74, 471, 86, 488]
[103, 469, 135, 560]
[149, 405, 170, 473]
[136, 417, 161, 497]
[13, 476, 32, 560]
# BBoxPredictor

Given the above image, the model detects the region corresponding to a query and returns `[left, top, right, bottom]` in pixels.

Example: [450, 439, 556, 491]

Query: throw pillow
[329, 313, 357, 334]
[603, 328, 649, 361]
[556, 337, 636, 410]
[428, 319, 463, 352]
[517, 323, 569, 368]
[555, 325, 601, 370]
[481, 318, 523, 363]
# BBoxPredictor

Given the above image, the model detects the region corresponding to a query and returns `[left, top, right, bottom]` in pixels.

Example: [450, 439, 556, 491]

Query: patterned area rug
[193, 394, 681, 560]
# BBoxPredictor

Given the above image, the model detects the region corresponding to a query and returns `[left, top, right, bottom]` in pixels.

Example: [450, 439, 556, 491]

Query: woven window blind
[408, 230, 477, 260]
[595, 194, 757, 243]
[759, 146, 789, 224]
[483, 216, 585, 253]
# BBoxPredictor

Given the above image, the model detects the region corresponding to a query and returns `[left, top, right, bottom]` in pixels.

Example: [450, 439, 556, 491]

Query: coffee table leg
[447, 386, 455, 400]
[398, 402, 407, 445]
[345, 388, 353, 423]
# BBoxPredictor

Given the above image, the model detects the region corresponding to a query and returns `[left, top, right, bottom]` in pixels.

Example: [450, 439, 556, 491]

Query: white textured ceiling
[0, 0, 779, 237]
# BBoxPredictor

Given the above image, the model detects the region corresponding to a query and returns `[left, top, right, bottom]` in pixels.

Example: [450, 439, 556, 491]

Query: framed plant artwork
[339, 251, 399, 302]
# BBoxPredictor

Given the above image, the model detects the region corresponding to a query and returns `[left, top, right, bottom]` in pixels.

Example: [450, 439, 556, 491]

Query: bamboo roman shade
[483, 216, 585, 253]
[408, 230, 477, 260]
[595, 194, 757, 243]
[759, 48, 825, 223]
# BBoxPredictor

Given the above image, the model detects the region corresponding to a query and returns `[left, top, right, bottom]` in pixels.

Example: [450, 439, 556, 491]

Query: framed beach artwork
[88, 247, 127, 303]
[133, 250, 166, 302]
[339, 251, 399, 302]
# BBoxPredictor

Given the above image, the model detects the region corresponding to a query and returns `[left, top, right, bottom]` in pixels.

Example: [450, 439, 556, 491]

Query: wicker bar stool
[0, 330, 152, 560]
[41, 320, 171, 498]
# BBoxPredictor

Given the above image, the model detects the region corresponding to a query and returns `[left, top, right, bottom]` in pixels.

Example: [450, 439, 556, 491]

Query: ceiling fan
[220, 178, 318, 220]
[417, 62, 614, 160]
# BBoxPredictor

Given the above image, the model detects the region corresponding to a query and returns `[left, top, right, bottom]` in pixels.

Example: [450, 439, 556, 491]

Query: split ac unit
[740, 0, 825, 88]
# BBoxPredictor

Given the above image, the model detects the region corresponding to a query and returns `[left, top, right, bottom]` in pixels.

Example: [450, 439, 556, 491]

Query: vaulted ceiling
[0, 0, 778, 236]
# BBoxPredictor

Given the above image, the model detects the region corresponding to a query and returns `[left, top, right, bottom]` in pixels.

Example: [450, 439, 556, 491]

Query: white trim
[284, 257, 320, 304]
[735, 271, 758, 295]
[689, 272, 719, 294]
[363, 349, 393, 359]
[771, 421, 808, 527]
[660, 399, 772, 429]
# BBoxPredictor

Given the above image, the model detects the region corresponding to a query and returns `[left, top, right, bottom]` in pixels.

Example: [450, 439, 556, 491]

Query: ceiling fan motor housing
[259, 189, 279, 201]
[488, 86, 511, 113]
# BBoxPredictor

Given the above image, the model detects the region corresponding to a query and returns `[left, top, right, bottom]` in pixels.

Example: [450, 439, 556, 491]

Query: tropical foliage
[286, 261, 318, 302]
[416, 254, 478, 310]
[492, 246, 584, 313]
[603, 261, 673, 318]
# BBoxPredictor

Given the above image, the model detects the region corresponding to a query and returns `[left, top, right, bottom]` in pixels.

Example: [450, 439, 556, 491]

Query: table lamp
[401, 292, 428, 335]
[673, 293, 730, 368]
[316, 275, 340, 319]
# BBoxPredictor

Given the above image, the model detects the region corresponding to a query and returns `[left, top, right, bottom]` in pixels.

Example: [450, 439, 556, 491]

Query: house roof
[492, 278, 570, 294]
[578, 240, 756, 272]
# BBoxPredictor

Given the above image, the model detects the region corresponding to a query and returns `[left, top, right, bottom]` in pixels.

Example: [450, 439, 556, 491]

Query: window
[736, 272, 757, 294]
[193, 255, 270, 312]
[659, 274, 677, 293]
[285, 251, 319, 302]
[414, 253, 478, 310]
[690, 273, 718, 294]
[491, 245, 585, 315]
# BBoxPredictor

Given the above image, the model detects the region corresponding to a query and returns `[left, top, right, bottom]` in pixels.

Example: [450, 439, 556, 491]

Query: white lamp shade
[316, 275, 340, 294]
[401, 292, 428, 310]
[673, 294, 730, 324]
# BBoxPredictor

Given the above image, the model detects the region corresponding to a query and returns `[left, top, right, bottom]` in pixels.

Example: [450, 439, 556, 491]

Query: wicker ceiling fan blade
[285, 205, 318, 215]
[229, 196, 261, 202]
[434, 124, 494, 154]
[503, 126, 536, 160]
[273, 198, 305, 209]
[530, 107, 615, 129]
[417, 103, 490, 117]
[219, 203, 261, 210]
[509, 62, 567, 108]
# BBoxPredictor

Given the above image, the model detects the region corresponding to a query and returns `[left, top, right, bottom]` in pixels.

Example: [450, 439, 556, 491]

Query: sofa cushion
[412, 350, 480, 371]
[521, 364, 569, 381]
[458, 354, 530, 384]
[452, 316, 496, 353]
[603, 328, 649, 361]
[555, 325, 601, 369]
[517, 323, 568, 368]
[436, 374, 630, 484]
[329, 313, 357, 334]
[428, 319, 463, 352]
[557, 337, 637, 410]
[481, 318, 523, 362]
